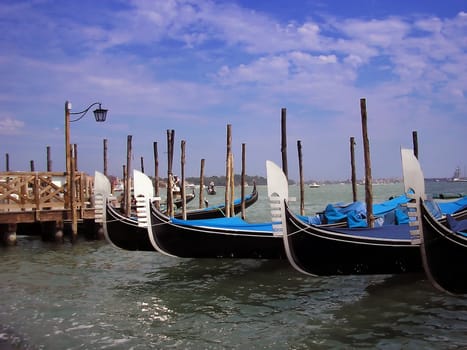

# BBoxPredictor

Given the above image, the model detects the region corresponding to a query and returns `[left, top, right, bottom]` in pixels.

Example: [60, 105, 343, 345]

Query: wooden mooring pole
[241, 143, 246, 220]
[122, 164, 126, 210]
[47, 146, 52, 171]
[350, 137, 357, 202]
[153, 141, 160, 210]
[167, 130, 175, 217]
[225, 124, 232, 217]
[230, 152, 235, 216]
[70, 146, 78, 240]
[281, 108, 288, 179]
[74, 144, 78, 171]
[297, 140, 305, 216]
[180, 140, 187, 220]
[125, 135, 132, 216]
[412, 131, 419, 159]
[360, 98, 374, 228]
[103, 139, 108, 176]
[199, 159, 205, 208]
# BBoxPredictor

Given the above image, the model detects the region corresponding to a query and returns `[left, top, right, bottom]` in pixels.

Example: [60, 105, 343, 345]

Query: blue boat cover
[446, 214, 467, 234]
[436, 196, 467, 215]
[300, 195, 466, 229]
[201, 192, 254, 211]
[301, 194, 412, 228]
[171, 215, 277, 232]
[327, 223, 412, 240]
[373, 194, 411, 216]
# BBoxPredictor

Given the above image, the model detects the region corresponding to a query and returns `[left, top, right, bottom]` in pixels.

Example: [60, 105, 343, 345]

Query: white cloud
[337, 17, 410, 47]
[0, 0, 465, 179]
[0, 117, 24, 135]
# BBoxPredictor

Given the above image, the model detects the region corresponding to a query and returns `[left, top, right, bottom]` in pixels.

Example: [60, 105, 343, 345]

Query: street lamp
[65, 101, 108, 239]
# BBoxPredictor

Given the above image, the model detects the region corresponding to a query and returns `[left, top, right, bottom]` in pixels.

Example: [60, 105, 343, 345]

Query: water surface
[1, 182, 466, 349]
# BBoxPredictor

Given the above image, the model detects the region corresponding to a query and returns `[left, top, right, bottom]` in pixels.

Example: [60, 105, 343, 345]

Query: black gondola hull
[150, 205, 286, 259]
[420, 202, 467, 295]
[103, 184, 259, 251]
[172, 184, 259, 220]
[105, 202, 155, 251]
[284, 203, 422, 275]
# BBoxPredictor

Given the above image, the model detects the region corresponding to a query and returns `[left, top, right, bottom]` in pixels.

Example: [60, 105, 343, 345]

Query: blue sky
[0, 0, 466, 181]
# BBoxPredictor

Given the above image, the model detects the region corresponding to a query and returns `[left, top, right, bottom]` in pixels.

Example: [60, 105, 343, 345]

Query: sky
[0, 0, 466, 182]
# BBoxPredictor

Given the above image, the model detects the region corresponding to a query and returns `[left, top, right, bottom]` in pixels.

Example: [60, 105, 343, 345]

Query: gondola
[104, 200, 155, 251]
[158, 183, 257, 219]
[298, 189, 466, 228]
[94, 171, 155, 251]
[207, 181, 216, 195]
[171, 182, 258, 220]
[148, 205, 286, 259]
[173, 189, 195, 209]
[418, 201, 467, 295]
[131, 170, 286, 259]
[266, 159, 423, 276]
[435, 195, 467, 221]
[403, 150, 467, 295]
[94, 170, 260, 251]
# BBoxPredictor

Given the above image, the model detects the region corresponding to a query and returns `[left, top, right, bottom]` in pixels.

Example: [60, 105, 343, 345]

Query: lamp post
[65, 101, 108, 239]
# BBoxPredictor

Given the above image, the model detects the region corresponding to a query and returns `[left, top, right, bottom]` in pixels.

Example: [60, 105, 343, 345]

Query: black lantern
[93, 104, 108, 122]
[69, 101, 108, 123]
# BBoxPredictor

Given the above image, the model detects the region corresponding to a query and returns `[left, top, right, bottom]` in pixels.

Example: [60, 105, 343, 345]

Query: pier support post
[97, 224, 105, 240]
[1, 223, 17, 246]
[82, 219, 103, 240]
[40, 221, 63, 242]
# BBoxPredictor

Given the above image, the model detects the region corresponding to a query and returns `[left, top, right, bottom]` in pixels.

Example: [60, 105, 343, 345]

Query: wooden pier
[0, 171, 100, 244]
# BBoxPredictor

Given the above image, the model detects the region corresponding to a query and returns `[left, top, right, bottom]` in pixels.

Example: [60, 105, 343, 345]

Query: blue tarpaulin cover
[436, 196, 467, 215]
[171, 215, 277, 232]
[446, 214, 467, 234]
[302, 194, 412, 228]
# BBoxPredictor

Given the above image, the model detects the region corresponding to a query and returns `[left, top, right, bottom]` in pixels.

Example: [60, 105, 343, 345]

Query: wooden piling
[199, 159, 205, 209]
[55, 221, 64, 242]
[30, 160, 35, 172]
[167, 130, 175, 217]
[70, 146, 78, 241]
[122, 164, 127, 210]
[225, 124, 232, 217]
[350, 137, 357, 202]
[125, 135, 132, 216]
[73, 144, 78, 171]
[47, 146, 52, 171]
[281, 108, 288, 179]
[83, 218, 102, 240]
[241, 143, 246, 220]
[360, 98, 374, 228]
[229, 152, 235, 216]
[180, 140, 187, 220]
[1, 223, 17, 246]
[5, 153, 9, 171]
[103, 139, 108, 176]
[297, 140, 305, 216]
[412, 131, 419, 159]
[40, 221, 63, 243]
[153, 141, 160, 209]
[140, 156, 144, 173]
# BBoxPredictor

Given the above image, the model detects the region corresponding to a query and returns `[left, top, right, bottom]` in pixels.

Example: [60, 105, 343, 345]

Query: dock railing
[0, 171, 93, 213]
